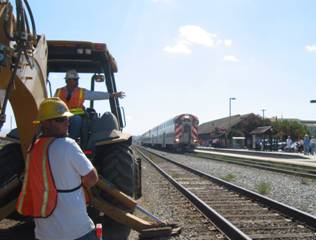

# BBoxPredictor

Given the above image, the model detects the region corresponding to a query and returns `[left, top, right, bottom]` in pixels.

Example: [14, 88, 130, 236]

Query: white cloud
[223, 55, 239, 62]
[305, 45, 316, 52]
[179, 25, 219, 48]
[224, 39, 232, 48]
[164, 25, 233, 55]
[164, 42, 192, 54]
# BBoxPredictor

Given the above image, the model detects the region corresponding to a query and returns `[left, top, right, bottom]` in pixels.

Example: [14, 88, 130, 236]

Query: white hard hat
[65, 69, 79, 80]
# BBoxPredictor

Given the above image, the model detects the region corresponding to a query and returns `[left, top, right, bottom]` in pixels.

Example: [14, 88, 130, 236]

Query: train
[140, 114, 199, 151]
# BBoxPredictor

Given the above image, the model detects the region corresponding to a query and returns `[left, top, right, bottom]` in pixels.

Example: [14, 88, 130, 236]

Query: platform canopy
[250, 126, 273, 135]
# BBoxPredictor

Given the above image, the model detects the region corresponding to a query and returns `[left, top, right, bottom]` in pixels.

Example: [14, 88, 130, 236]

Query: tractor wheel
[88, 143, 141, 239]
[0, 143, 24, 207]
[100, 143, 141, 199]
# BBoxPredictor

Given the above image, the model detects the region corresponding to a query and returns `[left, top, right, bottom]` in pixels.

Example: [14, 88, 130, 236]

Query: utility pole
[261, 109, 266, 123]
[229, 97, 236, 147]
[261, 109, 266, 151]
[229, 97, 236, 127]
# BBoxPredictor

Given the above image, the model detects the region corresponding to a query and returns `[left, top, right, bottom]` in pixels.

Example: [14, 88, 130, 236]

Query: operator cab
[46, 41, 126, 153]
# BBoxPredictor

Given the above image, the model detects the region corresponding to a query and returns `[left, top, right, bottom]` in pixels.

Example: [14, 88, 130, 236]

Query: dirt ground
[0, 149, 170, 240]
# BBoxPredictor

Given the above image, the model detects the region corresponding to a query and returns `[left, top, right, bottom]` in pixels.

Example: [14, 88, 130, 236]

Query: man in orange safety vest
[16, 97, 99, 240]
[55, 69, 125, 139]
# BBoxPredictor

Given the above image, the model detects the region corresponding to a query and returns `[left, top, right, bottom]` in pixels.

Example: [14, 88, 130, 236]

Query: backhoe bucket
[89, 177, 181, 238]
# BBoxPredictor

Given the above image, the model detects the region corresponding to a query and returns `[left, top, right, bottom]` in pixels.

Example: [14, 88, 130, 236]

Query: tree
[271, 120, 309, 141]
[231, 113, 268, 139]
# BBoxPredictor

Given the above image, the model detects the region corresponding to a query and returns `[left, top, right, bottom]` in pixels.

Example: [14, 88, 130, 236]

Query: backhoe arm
[0, 2, 48, 156]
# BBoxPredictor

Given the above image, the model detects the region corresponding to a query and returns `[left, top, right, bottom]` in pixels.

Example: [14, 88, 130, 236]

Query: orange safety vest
[16, 137, 57, 218]
[56, 87, 85, 115]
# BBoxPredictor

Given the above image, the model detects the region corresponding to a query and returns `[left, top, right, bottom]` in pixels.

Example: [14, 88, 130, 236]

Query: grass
[256, 181, 271, 195]
[221, 173, 236, 182]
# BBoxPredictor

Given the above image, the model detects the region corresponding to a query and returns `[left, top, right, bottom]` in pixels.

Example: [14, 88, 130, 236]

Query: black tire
[135, 157, 142, 199]
[100, 143, 141, 199]
[88, 143, 141, 239]
[0, 143, 24, 207]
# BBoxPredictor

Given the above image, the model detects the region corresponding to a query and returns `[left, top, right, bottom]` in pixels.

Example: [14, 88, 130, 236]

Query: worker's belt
[57, 183, 82, 193]
[70, 108, 85, 115]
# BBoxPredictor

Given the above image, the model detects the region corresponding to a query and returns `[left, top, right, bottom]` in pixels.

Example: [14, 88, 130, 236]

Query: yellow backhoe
[0, 1, 179, 239]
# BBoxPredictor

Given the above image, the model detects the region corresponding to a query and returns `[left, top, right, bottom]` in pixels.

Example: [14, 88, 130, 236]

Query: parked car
[284, 141, 303, 153]
[277, 141, 287, 151]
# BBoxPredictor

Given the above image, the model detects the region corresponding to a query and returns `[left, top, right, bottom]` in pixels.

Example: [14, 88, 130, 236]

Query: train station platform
[194, 146, 316, 168]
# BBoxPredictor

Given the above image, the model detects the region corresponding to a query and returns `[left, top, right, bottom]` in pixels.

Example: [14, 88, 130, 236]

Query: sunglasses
[52, 117, 68, 123]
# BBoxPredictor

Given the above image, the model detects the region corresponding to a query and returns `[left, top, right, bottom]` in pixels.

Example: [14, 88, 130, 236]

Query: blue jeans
[69, 115, 82, 139]
[75, 229, 99, 240]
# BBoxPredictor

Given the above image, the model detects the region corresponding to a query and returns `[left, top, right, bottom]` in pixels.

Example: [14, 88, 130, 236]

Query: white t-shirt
[34, 138, 95, 240]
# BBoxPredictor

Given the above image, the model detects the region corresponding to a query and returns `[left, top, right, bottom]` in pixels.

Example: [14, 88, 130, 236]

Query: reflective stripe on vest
[56, 87, 85, 115]
[16, 137, 57, 218]
[69, 107, 85, 115]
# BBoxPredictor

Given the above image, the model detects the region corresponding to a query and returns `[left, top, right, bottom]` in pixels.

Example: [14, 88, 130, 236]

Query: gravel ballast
[1, 147, 315, 239]
[152, 150, 316, 216]
[128, 151, 227, 240]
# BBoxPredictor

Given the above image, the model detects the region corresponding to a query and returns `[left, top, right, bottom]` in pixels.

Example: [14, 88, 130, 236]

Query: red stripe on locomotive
[175, 123, 182, 140]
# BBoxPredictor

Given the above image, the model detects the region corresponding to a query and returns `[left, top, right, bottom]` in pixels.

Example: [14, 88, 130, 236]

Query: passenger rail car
[141, 114, 199, 151]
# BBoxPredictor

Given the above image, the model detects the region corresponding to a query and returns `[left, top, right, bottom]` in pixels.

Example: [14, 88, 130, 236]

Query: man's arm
[66, 139, 98, 188]
[82, 167, 98, 189]
[84, 89, 126, 100]
[84, 89, 110, 100]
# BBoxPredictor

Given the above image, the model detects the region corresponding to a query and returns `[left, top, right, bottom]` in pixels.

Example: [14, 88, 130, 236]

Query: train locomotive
[140, 114, 199, 151]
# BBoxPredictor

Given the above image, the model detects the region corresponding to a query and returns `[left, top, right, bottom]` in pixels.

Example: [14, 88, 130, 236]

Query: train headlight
[193, 139, 198, 143]
[175, 138, 180, 142]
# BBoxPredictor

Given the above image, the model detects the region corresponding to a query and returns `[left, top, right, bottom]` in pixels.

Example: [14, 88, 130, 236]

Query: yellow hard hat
[33, 97, 73, 124]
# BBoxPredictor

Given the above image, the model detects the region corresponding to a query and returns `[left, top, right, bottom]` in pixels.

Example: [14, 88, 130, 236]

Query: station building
[198, 113, 258, 148]
[198, 114, 316, 149]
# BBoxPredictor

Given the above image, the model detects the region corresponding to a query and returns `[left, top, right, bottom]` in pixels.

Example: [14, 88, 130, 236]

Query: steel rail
[191, 150, 316, 179]
[136, 147, 251, 240]
[195, 146, 308, 159]
[138, 146, 316, 230]
[194, 148, 315, 169]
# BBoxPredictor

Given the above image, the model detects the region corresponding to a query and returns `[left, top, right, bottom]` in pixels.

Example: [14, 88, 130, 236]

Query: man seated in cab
[55, 69, 125, 139]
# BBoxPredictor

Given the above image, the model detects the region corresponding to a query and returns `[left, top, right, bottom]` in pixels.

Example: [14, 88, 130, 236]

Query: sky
[2, 0, 316, 135]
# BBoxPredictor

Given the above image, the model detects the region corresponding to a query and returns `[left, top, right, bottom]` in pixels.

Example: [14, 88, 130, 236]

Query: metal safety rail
[136, 146, 316, 240]
[192, 149, 316, 179]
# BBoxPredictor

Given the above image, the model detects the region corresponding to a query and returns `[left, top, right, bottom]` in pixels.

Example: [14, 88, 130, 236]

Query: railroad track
[135, 146, 316, 240]
[191, 149, 316, 178]
[137, 155, 229, 240]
